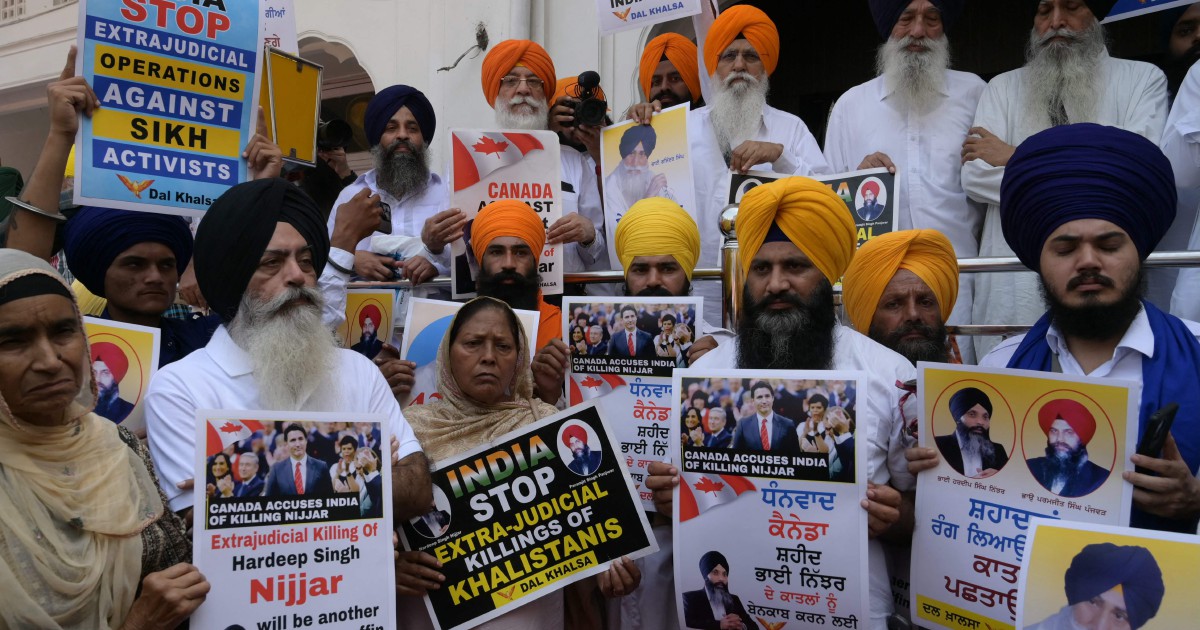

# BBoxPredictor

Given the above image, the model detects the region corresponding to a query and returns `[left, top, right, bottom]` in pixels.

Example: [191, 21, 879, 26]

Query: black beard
[736, 281, 836, 370]
[477, 268, 540, 311]
[651, 89, 682, 108]
[372, 139, 429, 200]
[870, 320, 949, 365]
[1039, 267, 1144, 341]
[360, 332, 377, 343]
[1044, 441, 1089, 483]
[1164, 47, 1200, 101]
[955, 421, 999, 467]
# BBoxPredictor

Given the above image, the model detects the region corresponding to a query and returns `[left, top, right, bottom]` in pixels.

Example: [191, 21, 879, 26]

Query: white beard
[494, 96, 549, 130]
[877, 35, 951, 114]
[1022, 21, 1107, 133]
[227, 285, 339, 411]
[707, 71, 770, 158]
[614, 161, 653, 204]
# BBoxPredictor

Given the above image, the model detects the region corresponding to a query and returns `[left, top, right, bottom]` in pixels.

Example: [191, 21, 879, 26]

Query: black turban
[193, 179, 328, 322]
[62, 206, 193, 297]
[869, 0, 964, 38]
[949, 387, 992, 420]
[364, 85, 436, 147]
[1000, 123, 1176, 272]
[619, 124, 657, 158]
[699, 550, 729, 576]
[1064, 543, 1164, 629]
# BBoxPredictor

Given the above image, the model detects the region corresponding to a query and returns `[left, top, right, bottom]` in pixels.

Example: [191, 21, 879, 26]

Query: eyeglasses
[499, 76, 545, 90]
[717, 50, 762, 65]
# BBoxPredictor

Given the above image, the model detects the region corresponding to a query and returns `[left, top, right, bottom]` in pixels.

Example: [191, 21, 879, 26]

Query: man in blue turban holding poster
[974, 123, 1200, 534]
[1028, 543, 1164, 630]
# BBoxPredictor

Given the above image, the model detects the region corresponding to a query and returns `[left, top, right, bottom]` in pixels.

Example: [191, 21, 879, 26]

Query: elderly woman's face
[450, 307, 519, 405]
[0, 295, 86, 425]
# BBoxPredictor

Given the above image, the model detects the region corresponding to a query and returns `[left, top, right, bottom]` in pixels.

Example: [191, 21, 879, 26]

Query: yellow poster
[83, 316, 160, 435]
[260, 46, 322, 166]
[338, 290, 393, 361]
[911, 363, 1139, 630]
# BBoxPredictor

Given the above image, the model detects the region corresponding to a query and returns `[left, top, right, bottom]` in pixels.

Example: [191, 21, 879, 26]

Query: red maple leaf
[218, 421, 245, 434]
[693, 477, 725, 494]
[580, 376, 603, 388]
[472, 136, 509, 157]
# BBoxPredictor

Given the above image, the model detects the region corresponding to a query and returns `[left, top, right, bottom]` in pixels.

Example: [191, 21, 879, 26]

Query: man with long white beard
[962, 0, 1167, 357]
[649, 177, 916, 626]
[325, 85, 445, 285]
[604, 124, 676, 224]
[630, 6, 829, 325]
[144, 179, 431, 522]
[825, 0, 982, 358]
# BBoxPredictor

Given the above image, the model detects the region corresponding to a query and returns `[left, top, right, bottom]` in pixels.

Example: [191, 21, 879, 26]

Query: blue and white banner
[597, 0, 701, 35]
[1102, 0, 1194, 23]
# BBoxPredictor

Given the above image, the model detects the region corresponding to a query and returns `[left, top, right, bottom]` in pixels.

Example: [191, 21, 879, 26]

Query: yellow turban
[639, 33, 701, 102]
[704, 5, 780, 76]
[551, 76, 607, 104]
[481, 39, 557, 108]
[842, 229, 960, 333]
[615, 198, 701, 280]
[737, 177, 855, 285]
[471, 200, 546, 263]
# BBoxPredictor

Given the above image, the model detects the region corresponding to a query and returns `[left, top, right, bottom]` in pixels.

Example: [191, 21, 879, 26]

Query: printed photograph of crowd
[680, 378, 858, 481]
[204, 421, 385, 518]
[566, 302, 698, 367]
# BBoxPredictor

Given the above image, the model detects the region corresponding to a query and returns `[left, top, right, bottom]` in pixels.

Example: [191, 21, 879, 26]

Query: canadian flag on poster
[205, 419, 266, 456]
[569, 373, 627, 405]
[678, 472, 756, 522]
[452, 132, 545, 192]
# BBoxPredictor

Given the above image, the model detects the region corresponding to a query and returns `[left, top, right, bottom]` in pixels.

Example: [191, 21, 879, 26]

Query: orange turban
[842, 230, 959, 333]
[481, 39, 556, 108]
[471, 200, 546, 263]
[704, 5, 780, 76]
[552, 76, 606, 104]
[737, 177, 855, 285]
[639, 33, 701, 102]
[91, 341, 130, 383]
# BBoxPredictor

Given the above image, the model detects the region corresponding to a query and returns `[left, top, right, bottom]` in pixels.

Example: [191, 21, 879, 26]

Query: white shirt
[688, 104, 831, 324]
[560, 149, 610, 274]
[964, 51, 1169, 356]
[328, 170, 450, 264]
[824, 70, 986, 329]
[1166, 62, 1200, 320]
[690, 324, 916, 626]
[145, 326, 423, 512]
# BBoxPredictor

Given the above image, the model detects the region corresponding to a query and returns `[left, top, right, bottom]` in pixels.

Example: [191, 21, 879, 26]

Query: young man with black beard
[638, 33, 703, 109]
[911, 124, 1200, 534]
[1159, 3, 1200, 101]
[649, 177, 918, 626]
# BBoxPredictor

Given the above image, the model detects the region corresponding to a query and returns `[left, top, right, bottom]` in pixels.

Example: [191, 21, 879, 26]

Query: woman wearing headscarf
[395, 297, 639, 629]
[0, 249, 206, 628]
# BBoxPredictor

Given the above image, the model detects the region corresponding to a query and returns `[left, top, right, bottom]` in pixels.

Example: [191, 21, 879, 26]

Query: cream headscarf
[0, 249, 163, 629]
[402, 297, 557, 461]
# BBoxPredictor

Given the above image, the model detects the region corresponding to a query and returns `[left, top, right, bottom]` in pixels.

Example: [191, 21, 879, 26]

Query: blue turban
[1065, 543, 1164, 629]
[62, 206, 193, 297]
[619, 124, 657, 158]
[1000, 123, 1176, 271]
[869, 0, 964, 38]
[949, 387, 991, 420]
[364, 85, 436, 148]
[699, 550, 729, 575]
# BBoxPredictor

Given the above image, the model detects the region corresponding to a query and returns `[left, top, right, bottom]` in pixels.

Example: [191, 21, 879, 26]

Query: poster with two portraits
[671, 368, 870, 629]
[912, 364, 1138, 630]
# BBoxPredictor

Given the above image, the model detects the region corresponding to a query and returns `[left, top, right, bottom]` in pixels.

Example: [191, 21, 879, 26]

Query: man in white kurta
[1167, 62, 1200, 320]
[962, 1, 1168, 356]
[825, 0, 984, 355]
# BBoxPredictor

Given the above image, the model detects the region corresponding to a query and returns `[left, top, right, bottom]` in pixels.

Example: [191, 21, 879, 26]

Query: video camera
[564, 71, 607, 127]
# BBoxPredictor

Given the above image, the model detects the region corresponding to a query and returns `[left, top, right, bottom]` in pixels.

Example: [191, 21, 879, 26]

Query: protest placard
[336, 289, 393, 362]
[596, 0, 701, 35]
[82, 316, 159, 433]
[449, 129, 562, 298]
[398, 401, 657, 630]
[400, 297, 540, 408]
[191, 411, 394, 629]
[564, 297, 702, 510]
[672, 369, 870, 629]
[260, 0, 297, 53]
[912, 364, 1137, 630]
[261, 47, 322, 167]
[600, 104, 695, 267]
[1017, 520, 1200, 628]
[75, 0, 261, 216]
[726, 167, 897, 247]
[1102, 0, 1193, 23]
